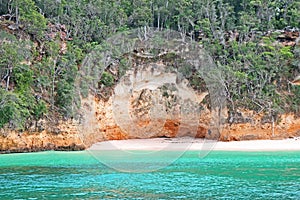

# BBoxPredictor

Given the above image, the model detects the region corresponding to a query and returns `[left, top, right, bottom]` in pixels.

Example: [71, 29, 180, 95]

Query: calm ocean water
[0, 150, 300, 199]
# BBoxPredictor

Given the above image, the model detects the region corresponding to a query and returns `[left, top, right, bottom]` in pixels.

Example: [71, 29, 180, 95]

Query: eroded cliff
[1, 84, 299, 153]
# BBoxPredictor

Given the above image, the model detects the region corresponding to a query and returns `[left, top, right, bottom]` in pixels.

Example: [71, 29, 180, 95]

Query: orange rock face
[162, 120, 180, 138]
[1, 95, 300, 153]
[0, 130, 85, 153]
[103, 125, 128, 140]
[221, 113, 300, 141]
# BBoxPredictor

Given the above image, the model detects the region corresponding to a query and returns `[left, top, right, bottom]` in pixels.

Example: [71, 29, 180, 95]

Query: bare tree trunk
[51, 60, 57, 109]
[15, 4, 19, 25]
[157, 13, 160, 30]
[5, 67, 12, 91]
[8, 0, 13, 20]
[6, 75, 10, 91]
[178, 21, 186, 42]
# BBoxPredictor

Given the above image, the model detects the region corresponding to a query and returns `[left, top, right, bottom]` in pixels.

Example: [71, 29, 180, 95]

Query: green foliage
[0, 88, 47, 130]
[213, 33, 298, 115]
[13, 65, 34, 92]
[0, 0, 10, 15]
[279, 46, 294, 59]
[0, 33, 31, 92]
[131, 7, 153, 27]
[0, 0, 299, 130]
[100, 72, 114, 87]
[33, 0, 67, 19]
[0, 27, 47, 130]
[54, 44, 80, 118]
[14, 0, 47, 37]
[0, 97, 20, 128]
[33, 100, 47, 119]
[118, 58, 130, 78]
[0, 30, 17, 42]
[55, 79, 76, 118]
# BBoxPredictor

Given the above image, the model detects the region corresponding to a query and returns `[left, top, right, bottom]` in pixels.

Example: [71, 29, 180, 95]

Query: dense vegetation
[0, 0, 299, 130]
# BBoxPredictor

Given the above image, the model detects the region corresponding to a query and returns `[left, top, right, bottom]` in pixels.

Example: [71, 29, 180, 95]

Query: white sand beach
[89, 137, 300, 151]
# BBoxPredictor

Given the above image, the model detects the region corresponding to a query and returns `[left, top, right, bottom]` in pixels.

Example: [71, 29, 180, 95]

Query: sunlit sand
[89, 137, 300, 151]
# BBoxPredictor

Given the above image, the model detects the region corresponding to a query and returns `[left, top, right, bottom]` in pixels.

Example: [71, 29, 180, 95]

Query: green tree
[13, 0, 47, 37]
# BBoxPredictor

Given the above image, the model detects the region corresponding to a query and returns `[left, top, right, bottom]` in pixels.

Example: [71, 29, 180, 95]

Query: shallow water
[0, 151, 300, 199]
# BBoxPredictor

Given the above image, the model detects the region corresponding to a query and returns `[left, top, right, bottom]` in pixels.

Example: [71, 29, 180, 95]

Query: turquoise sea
[0, 150, 300, 199]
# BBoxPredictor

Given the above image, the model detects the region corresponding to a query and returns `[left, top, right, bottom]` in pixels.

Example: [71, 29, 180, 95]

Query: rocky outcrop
[0, 120, 85, 153]
[1, 93, 300, 153]
[77, 92, 300, 145]
[221, 112, 300, 141]
[1, 61, 300, 153]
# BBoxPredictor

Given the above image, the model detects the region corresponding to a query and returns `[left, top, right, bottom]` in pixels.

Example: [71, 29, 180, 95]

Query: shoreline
[89, 137, 300, 152]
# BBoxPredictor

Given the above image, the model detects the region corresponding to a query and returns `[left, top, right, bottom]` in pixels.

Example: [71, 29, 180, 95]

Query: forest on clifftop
[0, 0, 299, 131]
